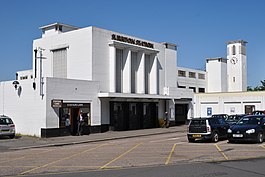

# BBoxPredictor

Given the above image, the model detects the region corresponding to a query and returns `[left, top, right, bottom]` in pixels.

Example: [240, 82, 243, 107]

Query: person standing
[77, 111, 83, 136]
[65, 114, 71, 134]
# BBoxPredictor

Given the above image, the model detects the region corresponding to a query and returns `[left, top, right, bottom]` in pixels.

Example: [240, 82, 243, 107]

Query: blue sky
[0, 0, 264, 87]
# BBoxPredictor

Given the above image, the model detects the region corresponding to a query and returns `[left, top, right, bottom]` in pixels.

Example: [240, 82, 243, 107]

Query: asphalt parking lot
[1, 129, 265, 177]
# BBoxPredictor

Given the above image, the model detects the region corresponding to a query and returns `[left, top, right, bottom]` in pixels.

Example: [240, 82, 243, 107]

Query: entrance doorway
[70, 108, 80, 135]
[175, 104, 188, 125]
[110, 102, 158, 131]
[245, 105, 255, 115]
[59, 103, 91, 136]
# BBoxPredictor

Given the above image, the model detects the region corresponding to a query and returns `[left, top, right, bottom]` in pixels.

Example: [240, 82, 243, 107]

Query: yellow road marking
[20, 144, 106, 175]
[0, 157, 25, 164]
[259, 145, 265, 149]
[0, 149, 55, 165]
[165, 143, 177, 165]
[215, 144, 229, 160]
[100, 143, 142, 169]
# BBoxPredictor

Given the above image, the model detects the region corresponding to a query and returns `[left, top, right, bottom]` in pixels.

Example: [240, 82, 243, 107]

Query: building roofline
[39, 22, 80, 30]
[226, 40, 248, 45]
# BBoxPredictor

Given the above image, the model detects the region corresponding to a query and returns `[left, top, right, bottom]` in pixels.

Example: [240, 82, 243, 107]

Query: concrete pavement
[0, 125, 187, 151]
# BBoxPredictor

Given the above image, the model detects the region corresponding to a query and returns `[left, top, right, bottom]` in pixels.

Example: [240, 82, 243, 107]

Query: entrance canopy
[98, 92, 180, 100]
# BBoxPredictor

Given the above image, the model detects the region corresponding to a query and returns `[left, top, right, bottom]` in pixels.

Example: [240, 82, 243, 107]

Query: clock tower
[227, 40, 247, 92]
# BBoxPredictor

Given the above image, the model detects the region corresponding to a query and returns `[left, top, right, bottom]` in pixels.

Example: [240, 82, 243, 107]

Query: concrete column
[109, 45, 116, 92]
[150, 54, 158, 94]
[122, 49, 131, 93]
[137, 52, 145, 94]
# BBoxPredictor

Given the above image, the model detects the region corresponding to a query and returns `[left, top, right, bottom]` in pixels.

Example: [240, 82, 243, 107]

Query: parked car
[252, 110, 265, 115]
[227, 115, 265, 143]
[187, 116, 229, 142]
[225, 114, 246, 125]
[0, 115, 16, 139]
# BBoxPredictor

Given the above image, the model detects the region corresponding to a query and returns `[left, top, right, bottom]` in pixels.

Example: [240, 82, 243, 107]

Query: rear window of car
[237, 117, 261, 125]
[190, 119, 206, 125]
[0, 118, 13, 125]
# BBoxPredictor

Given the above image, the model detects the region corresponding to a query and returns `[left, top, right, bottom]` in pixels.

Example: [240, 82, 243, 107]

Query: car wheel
[257, 132, 263, 143]
[212, 132, 219, 142]
[9, 134, 15, 139]
[188, 138, 195, 143]
[228, 139, 235, 143]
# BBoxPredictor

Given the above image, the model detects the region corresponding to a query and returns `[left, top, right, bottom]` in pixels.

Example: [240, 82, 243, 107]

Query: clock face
[230, 57, 238, 64]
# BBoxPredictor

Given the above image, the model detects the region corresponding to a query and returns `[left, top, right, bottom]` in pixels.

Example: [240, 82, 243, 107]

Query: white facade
[0, 22, 261, 136]
[206, 58, 228, 93]
[194, 91, 265, 117]
[177, 67, 206, 93]
[0, 23, 193, 137]
[227, 40, 247, 92]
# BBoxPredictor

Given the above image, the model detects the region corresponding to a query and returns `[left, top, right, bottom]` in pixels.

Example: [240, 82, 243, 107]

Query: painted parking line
[259, 145, 265, 149]
[214, 144, 229, 160]
[150, 137, 179, 143]
[165, 143, 177, 165]
[0, 148, 55, 165]
[100, 143, 142, 169]
[20, 144, 107, 175]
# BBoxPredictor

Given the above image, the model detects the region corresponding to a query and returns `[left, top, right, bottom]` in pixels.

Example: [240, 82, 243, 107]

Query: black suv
[187, 117, 229, 142]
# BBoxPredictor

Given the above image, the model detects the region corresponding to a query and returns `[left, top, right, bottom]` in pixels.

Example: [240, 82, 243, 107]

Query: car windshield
[190, 119, 206, 125]
[0, 118, 13, 125]
[236, 117, 261, 125]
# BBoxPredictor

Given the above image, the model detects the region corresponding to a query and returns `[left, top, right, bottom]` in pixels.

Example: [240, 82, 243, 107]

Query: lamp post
[34, 47, 46, 99]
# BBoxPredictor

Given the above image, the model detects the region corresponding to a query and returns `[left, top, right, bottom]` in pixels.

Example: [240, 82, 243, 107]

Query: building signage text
[111, 34, 154, 49]
[51, 99, 63, 108]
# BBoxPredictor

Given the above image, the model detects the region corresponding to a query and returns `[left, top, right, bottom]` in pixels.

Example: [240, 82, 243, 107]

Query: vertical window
[52, 48, 67, 78]
[131, 52, 137, 93]
[116, 49, 123, 93]
[145, 54, 151, 94]
[233, 77, 236, 82]
[232, 45, 236, 55]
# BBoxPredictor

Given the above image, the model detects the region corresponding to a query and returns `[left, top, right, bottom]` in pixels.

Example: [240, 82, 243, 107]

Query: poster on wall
[230, 107, 235, 114]
[207, 107, 212, 116]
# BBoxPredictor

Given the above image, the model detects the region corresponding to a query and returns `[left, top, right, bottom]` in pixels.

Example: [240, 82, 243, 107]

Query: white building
[194, 40, 265, 117]
[0, 23, 193, 137]
[1, 23, 264, 137]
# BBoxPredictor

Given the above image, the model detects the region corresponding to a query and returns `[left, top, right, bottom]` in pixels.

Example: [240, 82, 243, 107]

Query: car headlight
[246, 129, 255, 134]
[227, 129, 232, 133]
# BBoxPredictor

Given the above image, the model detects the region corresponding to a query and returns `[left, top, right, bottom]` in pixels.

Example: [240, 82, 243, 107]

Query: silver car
[0, 115, 15, 139]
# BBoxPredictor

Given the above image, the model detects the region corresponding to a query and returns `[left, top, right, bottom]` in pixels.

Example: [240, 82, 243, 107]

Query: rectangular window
[116, 49, 123, 93]
[178, 85, 186, 89]
[199, 88, 205, 93]
[131, 52, 137, 93]
[145, 54, 151, 94]
[198, 73, 205, 80]
[52, 48, 67, 78]
[189, 87, 196, 92]
[178, 70, 186, 77]
[232, 45, 236, 55]
[189, 72, 196, 78]
[233, 77, 236, 82]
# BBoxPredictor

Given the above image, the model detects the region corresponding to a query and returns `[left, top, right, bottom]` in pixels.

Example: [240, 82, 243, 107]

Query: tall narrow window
[145, 54, 151, 94]
[131, 52, 137, 93]
[116, 49, 123, 93]
[232, 45, 236, 55]
[52, 48, 67, 78]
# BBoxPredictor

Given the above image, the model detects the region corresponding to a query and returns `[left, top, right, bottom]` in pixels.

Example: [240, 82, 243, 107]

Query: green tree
[248, 80, 265, 91]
